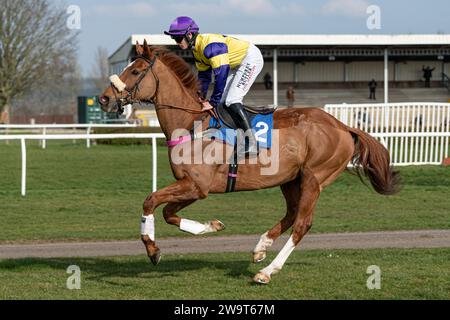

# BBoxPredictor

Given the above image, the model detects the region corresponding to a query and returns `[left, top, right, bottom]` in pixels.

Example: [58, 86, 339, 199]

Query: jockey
[164, 16, 263, 156]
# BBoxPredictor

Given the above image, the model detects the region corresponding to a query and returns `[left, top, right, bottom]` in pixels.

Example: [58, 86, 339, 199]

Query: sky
[60, 0, 450, 76]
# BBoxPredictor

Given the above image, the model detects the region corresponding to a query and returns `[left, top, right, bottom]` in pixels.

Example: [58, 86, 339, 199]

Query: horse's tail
[348, 127, 401, 195]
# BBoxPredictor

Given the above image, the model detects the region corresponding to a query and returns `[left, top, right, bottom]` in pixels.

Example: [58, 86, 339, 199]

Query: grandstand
[109, 34, 450, 108]
[245, 87, 450, 107]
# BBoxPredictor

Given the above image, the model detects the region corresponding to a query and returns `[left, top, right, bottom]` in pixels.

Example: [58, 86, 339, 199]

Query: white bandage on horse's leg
[180, 219, 207, 235]
[260, 235, 296, 276]
[254, 232, 274, 253]
[141, 215, 155, 241]
[109, 74, 127, 92]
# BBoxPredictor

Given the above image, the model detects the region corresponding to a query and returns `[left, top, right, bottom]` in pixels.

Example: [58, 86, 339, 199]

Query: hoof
[253, 251, 266, 264]
[149, 249, 161, 266]
[212, 220, 226, 232]
[253, 272, 271, 285]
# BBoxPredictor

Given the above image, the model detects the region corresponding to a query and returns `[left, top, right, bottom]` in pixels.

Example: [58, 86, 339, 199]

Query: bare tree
[0, 0, 79, 120]
[91, 46, 110, 93]
[12, 55, 81, 118]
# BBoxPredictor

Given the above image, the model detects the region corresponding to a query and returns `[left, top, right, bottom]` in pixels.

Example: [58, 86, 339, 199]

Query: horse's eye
[131, 69, 140, 76]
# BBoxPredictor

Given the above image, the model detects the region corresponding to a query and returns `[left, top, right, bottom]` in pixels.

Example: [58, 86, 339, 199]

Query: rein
[110, 55, 207, 116]
[109, 54, 219, 147]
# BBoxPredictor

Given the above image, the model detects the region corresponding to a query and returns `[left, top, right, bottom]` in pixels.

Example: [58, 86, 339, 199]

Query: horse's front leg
[140, 177, 205, 265]
[163, 201, 225, 234]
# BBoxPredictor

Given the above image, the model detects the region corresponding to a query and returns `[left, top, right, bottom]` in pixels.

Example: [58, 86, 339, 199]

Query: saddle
[205, 104, 276, 194]
[213, 103, 277, 129]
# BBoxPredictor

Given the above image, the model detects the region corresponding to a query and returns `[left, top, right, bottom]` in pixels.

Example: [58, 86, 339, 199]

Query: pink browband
[166, 135, 192, 147]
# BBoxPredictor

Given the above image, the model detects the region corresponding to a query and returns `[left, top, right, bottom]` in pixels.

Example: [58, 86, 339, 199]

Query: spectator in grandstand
[422, 65, 435, 88]
[263, 72, 273, 90]
[286, 86, 295, 108]
[368, 79, 377, 100]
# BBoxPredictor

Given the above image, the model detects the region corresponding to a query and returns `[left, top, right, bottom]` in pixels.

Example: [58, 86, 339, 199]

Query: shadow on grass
[0, 256, 255, 286]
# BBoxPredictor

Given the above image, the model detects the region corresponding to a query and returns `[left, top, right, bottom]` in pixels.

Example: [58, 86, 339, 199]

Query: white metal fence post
[324, 103, 450, 166]
[87, 125, 92, 148]
[384, 49, 389, 104]
[21, 138, 27, 196]
[273, 48, 278, 106]
[42, 127, 47, 149]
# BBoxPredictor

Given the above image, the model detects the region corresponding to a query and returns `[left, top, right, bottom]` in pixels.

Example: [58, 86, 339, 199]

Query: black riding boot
[228, 103, 259, 156]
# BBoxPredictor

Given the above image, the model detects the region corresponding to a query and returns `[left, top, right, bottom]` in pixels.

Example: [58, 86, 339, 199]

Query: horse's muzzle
[98, 95, 109, 106]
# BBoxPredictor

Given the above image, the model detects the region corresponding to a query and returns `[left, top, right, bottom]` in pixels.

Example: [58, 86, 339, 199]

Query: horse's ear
[142, 39, 153, 59]
[135, 41, 144, 56]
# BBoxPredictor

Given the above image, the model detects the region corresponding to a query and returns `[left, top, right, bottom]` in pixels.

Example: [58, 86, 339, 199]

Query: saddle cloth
[207, 104, 276, 149]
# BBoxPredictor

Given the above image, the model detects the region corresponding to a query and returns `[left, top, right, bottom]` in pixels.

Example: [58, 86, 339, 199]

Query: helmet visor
[171, 35, 184, 44]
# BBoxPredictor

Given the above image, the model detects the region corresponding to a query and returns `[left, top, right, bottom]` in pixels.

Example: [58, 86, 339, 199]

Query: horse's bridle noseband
[110, 55, 159, 118]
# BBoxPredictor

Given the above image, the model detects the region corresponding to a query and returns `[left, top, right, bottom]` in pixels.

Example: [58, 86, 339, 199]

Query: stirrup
[239, 131, 259, 157]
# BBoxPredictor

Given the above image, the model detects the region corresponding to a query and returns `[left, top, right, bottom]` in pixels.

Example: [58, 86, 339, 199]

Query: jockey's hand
[201, 100, 214, 111]
[197, 91, 206, 102]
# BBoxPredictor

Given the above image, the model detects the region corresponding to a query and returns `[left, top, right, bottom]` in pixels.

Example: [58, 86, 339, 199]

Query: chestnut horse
[99, 40, 400, 284]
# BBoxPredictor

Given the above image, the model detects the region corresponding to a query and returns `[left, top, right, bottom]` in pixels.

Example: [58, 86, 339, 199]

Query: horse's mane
[151, 46, 200, 97]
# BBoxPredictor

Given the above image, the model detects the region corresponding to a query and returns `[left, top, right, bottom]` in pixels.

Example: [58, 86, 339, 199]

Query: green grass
[0, 248, 449, 299]
[0, 142, 449, 243]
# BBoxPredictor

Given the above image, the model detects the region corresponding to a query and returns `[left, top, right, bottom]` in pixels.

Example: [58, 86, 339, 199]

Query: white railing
[0, 123, 140, 149]
[0, 133, 166, 196]
[324, 103, 450, 166]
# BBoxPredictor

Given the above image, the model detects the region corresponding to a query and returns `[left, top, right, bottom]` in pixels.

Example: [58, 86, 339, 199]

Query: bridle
[110, 55, 158, 118]
[110, 55, 207, 118]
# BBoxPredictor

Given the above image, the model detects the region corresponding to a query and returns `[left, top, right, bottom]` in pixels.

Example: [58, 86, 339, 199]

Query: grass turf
[0, 248, 448, 300]
[0, 142, 449, 243]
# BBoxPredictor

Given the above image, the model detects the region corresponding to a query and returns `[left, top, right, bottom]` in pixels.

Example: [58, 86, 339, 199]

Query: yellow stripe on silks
[195, 61, 211, 72]
[193, 34, 250, 69]
[209, 54, 230, 70]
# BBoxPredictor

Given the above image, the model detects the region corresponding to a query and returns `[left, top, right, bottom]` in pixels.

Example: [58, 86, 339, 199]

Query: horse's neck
[153, 63, 200, 139]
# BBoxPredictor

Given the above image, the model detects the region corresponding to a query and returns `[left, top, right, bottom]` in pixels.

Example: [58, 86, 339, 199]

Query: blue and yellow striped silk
[193, 34, 249, 106]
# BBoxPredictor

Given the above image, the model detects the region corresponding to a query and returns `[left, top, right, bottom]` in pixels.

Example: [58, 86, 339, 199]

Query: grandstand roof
[130, 34, 450, 46]
[109, 34, 450, 64]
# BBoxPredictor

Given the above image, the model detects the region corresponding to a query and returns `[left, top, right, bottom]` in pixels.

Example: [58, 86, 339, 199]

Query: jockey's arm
[209, 65, 230, 107]
[204, 42, 230, 107]
[197, 67, 212, 99]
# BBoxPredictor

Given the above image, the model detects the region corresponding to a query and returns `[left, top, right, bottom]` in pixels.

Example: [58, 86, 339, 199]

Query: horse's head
[99, 40, 158, 114]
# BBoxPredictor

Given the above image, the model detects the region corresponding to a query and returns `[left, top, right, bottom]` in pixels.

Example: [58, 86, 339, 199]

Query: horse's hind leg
[253, 177, 300, 263]
[254, 169, 320, 284]
[163, 200, 225, 234]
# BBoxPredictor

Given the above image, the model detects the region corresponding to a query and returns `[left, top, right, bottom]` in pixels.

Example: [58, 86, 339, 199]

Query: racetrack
[1, 229, 449, 259]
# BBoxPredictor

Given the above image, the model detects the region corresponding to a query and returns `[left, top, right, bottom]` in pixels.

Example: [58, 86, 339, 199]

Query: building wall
[346, 61, 395, 81]
[444, 62, 450, 77]
[297, 62, 344, 82]
[256, 62, 295, 83]
[112, 58, 449, 84]
[396, 60, 442, 81]
[254, 60, 447, 83]
[110, 61, 129, 76]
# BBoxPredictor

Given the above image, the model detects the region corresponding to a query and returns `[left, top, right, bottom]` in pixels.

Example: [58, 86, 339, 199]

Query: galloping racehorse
[99, 40, 400, 284]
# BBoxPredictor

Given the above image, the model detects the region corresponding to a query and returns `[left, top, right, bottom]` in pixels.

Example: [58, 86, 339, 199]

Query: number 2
[255, 121, 269, 143]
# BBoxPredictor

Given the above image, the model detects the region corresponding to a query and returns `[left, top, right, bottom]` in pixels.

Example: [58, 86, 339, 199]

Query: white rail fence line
[0, 133, 166, 196]
[0, 124, 139, 149]
[324, 103, 450, 166]
[2, 104, 450, 195]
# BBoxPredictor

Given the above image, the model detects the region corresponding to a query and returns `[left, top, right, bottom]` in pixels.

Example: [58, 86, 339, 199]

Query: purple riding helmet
[164, 16, 199, 37]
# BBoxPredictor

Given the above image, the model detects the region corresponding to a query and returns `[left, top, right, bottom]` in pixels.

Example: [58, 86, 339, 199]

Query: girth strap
[226, 142, 239, 193]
